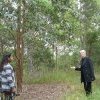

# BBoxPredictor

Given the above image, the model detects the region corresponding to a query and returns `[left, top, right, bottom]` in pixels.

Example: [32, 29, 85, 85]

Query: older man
[75, 50, 95, 96]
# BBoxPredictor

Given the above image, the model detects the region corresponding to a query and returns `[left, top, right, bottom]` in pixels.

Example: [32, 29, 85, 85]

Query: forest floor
[16, 83, 71, 100]
[15, 69, 100, 100]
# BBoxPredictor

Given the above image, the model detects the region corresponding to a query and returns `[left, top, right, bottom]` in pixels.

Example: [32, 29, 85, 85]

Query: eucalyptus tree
[0, 0, 26, 92]
[77, 0, 97, 47]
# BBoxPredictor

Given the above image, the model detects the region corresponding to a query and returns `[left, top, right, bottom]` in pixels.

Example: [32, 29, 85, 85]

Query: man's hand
[70, 66, 76, 69]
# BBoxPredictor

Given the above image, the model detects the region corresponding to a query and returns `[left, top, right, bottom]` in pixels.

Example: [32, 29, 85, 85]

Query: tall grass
[23, 68, 100, 100]
[23, 69, 80, 84]
[62, 85, 100, 100]
[62, 68, 100, 100]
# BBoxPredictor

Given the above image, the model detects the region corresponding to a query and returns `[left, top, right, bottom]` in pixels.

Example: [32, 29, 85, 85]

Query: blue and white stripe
[0, 63, 15, 92]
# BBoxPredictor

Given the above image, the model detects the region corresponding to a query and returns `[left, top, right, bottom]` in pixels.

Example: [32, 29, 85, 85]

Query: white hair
[80, 50, 86, 57]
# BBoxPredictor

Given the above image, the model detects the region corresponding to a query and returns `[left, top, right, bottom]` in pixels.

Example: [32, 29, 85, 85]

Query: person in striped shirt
[0, 53, 16, 95]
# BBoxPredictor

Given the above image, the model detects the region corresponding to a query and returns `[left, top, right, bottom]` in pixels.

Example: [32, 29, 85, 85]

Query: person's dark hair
[0, 53, 11, 71]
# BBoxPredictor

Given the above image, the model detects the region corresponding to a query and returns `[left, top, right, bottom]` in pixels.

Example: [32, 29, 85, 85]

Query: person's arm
[75, 62, 81, 71]
[75, 67, 81, 71]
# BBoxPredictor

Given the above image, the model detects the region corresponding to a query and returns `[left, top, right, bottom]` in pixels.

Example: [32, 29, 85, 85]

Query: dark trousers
[83, 82, 92, 96]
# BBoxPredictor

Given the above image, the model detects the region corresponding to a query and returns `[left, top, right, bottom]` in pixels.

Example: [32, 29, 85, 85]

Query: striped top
[0, 63, 15, 92]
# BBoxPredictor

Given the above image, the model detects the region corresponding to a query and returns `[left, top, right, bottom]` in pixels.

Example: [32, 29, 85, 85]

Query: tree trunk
[16, 32, 23, 93]
[15, 0, 25, 93]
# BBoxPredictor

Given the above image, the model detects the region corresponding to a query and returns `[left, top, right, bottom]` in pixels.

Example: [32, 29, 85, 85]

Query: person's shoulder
[85, 57, 91, 60]
[85, 57, 92, 63]
[4, 63, 13, 69]
[84, 57, 90, 61]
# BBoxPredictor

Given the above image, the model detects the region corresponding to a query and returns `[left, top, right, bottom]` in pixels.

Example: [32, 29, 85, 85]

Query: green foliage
[24, 33, 55, 69]
[96, 0, 100, 5]
[29, 0, 53, 14]
[0, 0, 100, 77]
[0, 0, 100, 97]
[80, 0, 97, 19]
[85, 31, 98, 44]
[92, 40, 100, 65]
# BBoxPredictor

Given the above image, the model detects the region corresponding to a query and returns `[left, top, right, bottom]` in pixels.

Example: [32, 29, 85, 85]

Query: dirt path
[16, 84, 71, 100]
